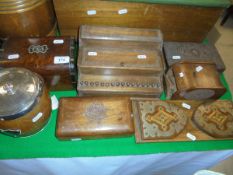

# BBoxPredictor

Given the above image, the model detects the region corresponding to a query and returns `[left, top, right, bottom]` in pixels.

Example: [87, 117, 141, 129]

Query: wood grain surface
[53, 0, 223, 42]
[0, 0, 56, 37]
[166, 61, 226, 100]
[0, 36, 76, 90]
[56, 96, 134, 140]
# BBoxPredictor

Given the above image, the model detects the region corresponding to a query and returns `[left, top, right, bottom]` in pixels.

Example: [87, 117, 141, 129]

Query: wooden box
[78, 45, 164, 76]
[132, 99, 233, 143]
[77, 73, 163, 97]
[56, 96, 134, 140]
[53, 0, 226, 42]
[165, 62, 226, 100]
[0, 36, 76, 90]
[163, 42, 226, 72]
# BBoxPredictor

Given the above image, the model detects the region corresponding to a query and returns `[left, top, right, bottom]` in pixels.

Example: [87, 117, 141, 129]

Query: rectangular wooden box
[0, 36, 76, 90]
[53, 0, 224, 42]
[132, 99, 233, 143]
[56, 96, 134, 140]
[165, 62, 226, 100]
[78, 45, 164, 76]
[163, 42, 226, 72]
[77, 73, 163, 97]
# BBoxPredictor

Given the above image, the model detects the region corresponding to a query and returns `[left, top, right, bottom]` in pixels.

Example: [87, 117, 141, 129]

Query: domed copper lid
[0, 68, 43, 120]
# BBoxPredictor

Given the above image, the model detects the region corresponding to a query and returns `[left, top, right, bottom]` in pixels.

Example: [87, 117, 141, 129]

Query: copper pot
[0, 0, 56, 37]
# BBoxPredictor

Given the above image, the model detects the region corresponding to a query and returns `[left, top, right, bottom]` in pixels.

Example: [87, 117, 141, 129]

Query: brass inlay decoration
[146, 106, 178, 131]
[204, 109, 230, 130]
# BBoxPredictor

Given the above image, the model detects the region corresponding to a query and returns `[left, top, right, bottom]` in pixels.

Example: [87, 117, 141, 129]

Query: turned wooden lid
[0, 68, 44, 120]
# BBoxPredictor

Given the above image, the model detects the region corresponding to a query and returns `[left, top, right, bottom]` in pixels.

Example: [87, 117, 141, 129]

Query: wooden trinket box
[0, 36, 76, 90]
[77, 74, 163, 97]
[165, 62, 226, 100]
[163, 42, 225, 72]
[132, 99, 233, 143]
[56, 96, 134, 140]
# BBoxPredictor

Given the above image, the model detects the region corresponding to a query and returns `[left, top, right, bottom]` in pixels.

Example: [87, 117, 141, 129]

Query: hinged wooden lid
[164, 42, 225, 72]
[56, 96, 134, 140]
[172, 62, 223, 90]
[78, 46, 164, 75]
[80, 25, 163, 43]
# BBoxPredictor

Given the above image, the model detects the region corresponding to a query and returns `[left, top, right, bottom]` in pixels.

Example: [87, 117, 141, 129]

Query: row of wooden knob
[78, 81, 161, 88]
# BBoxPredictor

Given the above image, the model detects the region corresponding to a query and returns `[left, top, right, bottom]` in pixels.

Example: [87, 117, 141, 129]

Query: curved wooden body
[165, 62, 226, 100]
[0, 87, 51, 137]
[0, 36, 76, 90]
[0, 0, 56, 37]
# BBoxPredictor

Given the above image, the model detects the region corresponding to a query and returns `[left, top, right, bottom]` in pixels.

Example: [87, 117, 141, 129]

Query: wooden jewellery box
[163, 42, 225, 72]
[56, 96, 134, 140]
[165, 62, 226, 100]
[132, 99, 233, 143]
[0, 36, 76, 90]
[77, 25, 165, 97]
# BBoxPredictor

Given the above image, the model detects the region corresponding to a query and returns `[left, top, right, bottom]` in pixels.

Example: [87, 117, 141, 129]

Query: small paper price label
[51, 95, 59, 110]
[137, 55, 147, 59]
[87, 10, 96, 15]
[182, 102, 191, 110]
[186, 133, 196, 141]
[54, 56, 70, 64]
[172, 56, 181, 59]
[53, 39, 64, 44]
[179, 72, 184, 78]
[32, 112, 43, 123]
[8, 54, 19, 60]
[88, 52, 97, 56]
[196, 66, 203, 72]
[118, 9, 128, 15]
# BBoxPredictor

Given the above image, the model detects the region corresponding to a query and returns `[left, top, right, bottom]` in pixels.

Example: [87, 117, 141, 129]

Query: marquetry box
[77, 25, 165, 97]
[165, 62, 226, 100]
[163, 42, 225, 72]
[53, 0, 228, 42]
[132, 99, 233, 143]
[56, 96, 134, 140]
[0, 36, 76, 90]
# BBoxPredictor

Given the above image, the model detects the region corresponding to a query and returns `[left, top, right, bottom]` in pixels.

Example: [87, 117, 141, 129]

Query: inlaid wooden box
[165, 62, 226, 100]
[132, 99, 233, 143]
[163, 42, 225, 72]
[53, 0, 226, 42]
[0, 36, 76, 90]
[77, 74, 163, 97]
[56, 96, 134, 140]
